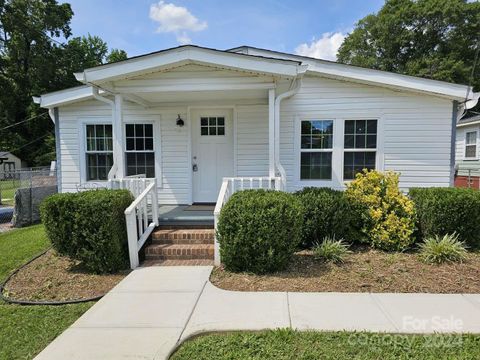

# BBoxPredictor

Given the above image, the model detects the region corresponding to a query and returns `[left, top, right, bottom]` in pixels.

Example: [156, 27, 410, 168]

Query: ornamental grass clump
[345, 170, 416, 251]
[313, 237, 351, 264]
[419, 233, 468, 264]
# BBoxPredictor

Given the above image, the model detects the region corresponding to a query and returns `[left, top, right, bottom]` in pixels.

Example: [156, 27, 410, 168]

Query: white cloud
[149, 1, 207, 44]
[295, 32, 346, 61]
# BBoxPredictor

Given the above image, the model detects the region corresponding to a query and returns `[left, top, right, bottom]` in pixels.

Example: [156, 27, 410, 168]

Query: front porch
[70, 47, 302, 269]
[158, 204, 215, 227]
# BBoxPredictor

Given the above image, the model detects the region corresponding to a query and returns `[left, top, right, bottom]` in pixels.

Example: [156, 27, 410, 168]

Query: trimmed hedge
[40, 189, 134, 273]
[294, 187, 357, 248]
[216, 189, 303, 274]
[409, 187, 480, 248]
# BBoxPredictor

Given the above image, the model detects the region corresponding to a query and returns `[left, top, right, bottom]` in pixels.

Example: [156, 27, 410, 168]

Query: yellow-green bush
[345, 170, 416, 251]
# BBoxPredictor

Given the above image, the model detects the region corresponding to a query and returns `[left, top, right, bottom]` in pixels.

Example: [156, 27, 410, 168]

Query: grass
[419, 233, 468, 264]
[0, 225, 93, 360]
[313, 237, 351, 263]
[0, 179, 22, 206]
[171, 329, 480, 360]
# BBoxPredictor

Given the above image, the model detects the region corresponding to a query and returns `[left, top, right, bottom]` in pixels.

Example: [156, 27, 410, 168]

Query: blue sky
[60, 0, 385, 60]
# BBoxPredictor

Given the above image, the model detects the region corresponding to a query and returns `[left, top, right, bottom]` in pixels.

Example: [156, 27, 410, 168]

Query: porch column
[113, 94, 125, 178]
[268, 88, 275, 178]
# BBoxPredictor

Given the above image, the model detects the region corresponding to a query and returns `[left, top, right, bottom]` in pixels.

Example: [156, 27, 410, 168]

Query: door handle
[192, 164, 198, 172]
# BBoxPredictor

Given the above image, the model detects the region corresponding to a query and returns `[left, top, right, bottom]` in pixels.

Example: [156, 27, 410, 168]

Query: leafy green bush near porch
[40, 189, 134, 273]
[294, 187, 357, 248]
[409, 187, 480, 249]
[217, 189, 303, 274]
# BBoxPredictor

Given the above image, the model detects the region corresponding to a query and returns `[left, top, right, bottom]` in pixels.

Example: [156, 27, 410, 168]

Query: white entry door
[192, 109, 234, 203]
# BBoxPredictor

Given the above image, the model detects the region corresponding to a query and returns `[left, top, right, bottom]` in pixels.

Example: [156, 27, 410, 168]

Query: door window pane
[200, 116, 225, 136]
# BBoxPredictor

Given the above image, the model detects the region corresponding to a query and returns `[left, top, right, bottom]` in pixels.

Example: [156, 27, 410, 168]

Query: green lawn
[171, 330, 480, 360]
[0, 225, 93, 360]
[0, 179, 21, 205]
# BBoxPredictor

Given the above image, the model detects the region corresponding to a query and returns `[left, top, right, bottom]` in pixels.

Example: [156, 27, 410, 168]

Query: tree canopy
[337, 0, 480, 95]
[0, 0, 127, 166]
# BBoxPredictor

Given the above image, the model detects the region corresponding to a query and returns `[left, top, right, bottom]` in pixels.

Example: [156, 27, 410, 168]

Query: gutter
[273, 66, 308, 189]
[91, 87, 118, 180]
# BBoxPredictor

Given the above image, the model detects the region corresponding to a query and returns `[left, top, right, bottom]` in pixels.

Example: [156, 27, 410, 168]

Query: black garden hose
[0, 247, 103, 306]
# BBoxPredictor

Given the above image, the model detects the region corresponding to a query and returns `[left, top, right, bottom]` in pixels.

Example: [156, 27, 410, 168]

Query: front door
[191, 109, 234, 203]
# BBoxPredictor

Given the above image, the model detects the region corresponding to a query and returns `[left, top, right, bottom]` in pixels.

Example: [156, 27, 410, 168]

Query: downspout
[91, 87, 118, 180]
[274, 66, 307, 190]
[48, 108, 61, 193]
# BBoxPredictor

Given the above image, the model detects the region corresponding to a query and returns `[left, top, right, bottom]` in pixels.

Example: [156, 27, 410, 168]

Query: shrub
[418, 233, 468, 264]
[216, 189, 303, 274]
[345, 170, 416, 251]
[40, 189, 134, 273]
[313, 237, 351, 263]
[409, 187, 480, 249]
[294, 187, 357, 248]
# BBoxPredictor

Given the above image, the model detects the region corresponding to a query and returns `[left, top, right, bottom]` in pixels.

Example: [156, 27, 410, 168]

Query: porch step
[145, 244, 214, 260]
[152, 229, 215, 245]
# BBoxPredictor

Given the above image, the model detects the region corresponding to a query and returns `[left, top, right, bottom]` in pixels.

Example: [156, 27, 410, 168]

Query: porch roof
[34, 44, 479, 109]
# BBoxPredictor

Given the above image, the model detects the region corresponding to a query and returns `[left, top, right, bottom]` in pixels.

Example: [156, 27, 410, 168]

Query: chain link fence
[0, 167, 57, 231]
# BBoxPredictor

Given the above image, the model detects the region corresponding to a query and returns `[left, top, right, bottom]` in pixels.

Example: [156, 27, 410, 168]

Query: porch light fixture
[176, 114, 184, 127]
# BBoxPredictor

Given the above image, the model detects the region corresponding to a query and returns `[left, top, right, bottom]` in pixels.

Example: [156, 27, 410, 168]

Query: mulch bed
[210, 248, 480, 293]
[3, 249, 128, 302]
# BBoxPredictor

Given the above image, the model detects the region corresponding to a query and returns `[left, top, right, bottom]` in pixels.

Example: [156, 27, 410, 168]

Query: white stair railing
[213, 176, 282, 265]
[109, 176, 159, 269]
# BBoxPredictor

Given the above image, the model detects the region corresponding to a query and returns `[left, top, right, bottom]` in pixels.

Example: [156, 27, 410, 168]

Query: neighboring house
[455, 114, 480, 188]
[33, 45, 480, 268]
[0, 152, 26, 179]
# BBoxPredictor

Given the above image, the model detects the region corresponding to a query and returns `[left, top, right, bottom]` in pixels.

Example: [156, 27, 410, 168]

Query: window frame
[464, 130, 478, 160]
[79, 118, 113, 184]
[124, 122, 157, 178]
[342, 119, 379, 181]
[295, 117, 342, 187]
[299, 119, 334, 181]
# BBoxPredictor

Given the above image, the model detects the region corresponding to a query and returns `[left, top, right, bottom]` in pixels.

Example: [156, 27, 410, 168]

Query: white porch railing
[110, 176, 159, 269]
[213, 176, 283, 265]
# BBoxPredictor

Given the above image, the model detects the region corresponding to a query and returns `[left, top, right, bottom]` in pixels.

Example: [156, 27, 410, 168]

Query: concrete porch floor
[35, 266, 480, 360]
[157, 205, 214, 226]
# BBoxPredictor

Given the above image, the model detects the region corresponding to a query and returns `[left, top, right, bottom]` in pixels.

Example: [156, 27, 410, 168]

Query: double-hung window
[343, 119, 377, 180]
[85, 124, 113, 181]
[465, 131, 477, 159]
[125, 124, 155, 177]
[300, 120, 333, 180]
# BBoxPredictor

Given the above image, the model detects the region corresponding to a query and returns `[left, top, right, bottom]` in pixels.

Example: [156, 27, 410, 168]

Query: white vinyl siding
[56, 73, 455, 201]
[235, 105, 269, 177]
[280, 76, 453, 191]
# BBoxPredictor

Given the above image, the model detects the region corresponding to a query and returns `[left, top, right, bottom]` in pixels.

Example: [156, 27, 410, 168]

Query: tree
[107, 48, 128, 63]
[337, 0, 480, 94]
[0, 1, 128, 166]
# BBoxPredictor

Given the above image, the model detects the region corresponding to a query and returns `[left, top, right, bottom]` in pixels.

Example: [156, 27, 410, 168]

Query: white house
[34, 45, 480, 268]
[455, 114, 480, 188]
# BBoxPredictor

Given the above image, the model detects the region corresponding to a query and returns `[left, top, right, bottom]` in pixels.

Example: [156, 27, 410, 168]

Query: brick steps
[151, 229, 214, 245]
[143, 227, 215, 263]
[142, 259, 214, 266]
[145, 244, 214, 260]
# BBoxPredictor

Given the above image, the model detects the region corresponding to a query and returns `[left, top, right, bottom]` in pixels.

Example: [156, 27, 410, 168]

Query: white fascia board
[232, 47, 471, 100]
[80, 47, 301, 84]
[35, 86, 102, 108]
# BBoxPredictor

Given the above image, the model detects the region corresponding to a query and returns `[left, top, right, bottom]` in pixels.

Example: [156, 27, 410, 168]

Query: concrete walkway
[35, 266, 480, 360]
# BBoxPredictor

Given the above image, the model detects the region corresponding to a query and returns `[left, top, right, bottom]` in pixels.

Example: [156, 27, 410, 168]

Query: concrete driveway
[35, 266, 480, 360]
